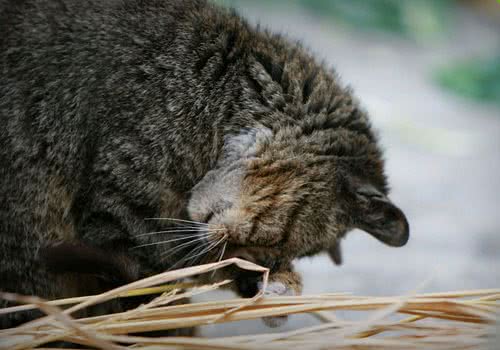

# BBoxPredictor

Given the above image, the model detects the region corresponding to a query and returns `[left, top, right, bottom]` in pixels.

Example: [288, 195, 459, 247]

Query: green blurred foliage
[436, 55, 500, 105]
[298, 0, 453, 41]
[214, 0, 454, 42]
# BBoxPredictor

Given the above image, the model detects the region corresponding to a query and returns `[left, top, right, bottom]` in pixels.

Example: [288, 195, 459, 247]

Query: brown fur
[36, 176, 76, 242]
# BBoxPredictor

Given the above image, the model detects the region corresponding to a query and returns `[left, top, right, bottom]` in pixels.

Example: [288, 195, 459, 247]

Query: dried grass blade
[0, 293, 125, 350]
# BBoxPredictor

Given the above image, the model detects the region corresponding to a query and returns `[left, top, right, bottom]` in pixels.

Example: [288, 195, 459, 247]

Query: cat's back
[0, 0, 206, 221]
[0, 0, 187, 82]
[0, 0, 203, 165]
[1, 0, 203, 47]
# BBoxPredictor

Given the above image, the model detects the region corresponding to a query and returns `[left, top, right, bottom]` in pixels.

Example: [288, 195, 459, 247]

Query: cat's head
[188, 124, 409, 275]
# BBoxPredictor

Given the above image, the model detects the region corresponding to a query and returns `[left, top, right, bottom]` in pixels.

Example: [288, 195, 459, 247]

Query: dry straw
[0, 258, 498, 350]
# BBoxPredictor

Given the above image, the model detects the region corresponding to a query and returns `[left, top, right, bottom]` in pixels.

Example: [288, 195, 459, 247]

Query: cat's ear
[352, 184, 409, 247]
[327, 241, 342, 265]
[222, 126, 273, 163]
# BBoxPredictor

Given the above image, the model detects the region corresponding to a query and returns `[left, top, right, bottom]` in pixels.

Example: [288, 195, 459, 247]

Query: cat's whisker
[135, 228, 216, 237]
[144, 217, 208, 226]
[180, 236, 225, 268]
[159, 235, 210, 257]
[167, 243, 210, 271]
[181, 236, 224, 267]
[218, 240, 228, 263]
[167, 226, 206, 230]
[174, 235, 225, 270]
[160, 243, 203, 264]
[211, 239, 228, 278]
[131, 232, 213, 249]
[163, 222, 205, 229]
[169, 225, 225, 231]
[136, 230, 202, 237]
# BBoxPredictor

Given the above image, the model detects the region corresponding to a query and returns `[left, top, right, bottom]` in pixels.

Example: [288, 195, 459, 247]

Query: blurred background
[198, 0, 500, 336]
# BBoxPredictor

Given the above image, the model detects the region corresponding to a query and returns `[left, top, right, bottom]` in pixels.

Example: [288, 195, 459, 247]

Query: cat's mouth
[222, 246, 256, 263]
[219, 244, 285, 273]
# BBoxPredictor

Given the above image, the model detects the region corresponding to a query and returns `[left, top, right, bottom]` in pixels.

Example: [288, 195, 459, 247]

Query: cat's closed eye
[203, 211, 214, 223]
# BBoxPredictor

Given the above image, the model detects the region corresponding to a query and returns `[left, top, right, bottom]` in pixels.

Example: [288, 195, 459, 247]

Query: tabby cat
[0, 0, 409, 328]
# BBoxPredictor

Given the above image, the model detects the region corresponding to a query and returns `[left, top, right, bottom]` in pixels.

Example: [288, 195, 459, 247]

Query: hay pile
[0, 258, 498, 350]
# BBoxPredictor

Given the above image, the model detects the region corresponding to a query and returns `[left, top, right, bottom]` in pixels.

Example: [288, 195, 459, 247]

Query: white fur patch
[258, 281, 295, 297]
[223, 126, 273, 162]
[258, 281, 295, 328]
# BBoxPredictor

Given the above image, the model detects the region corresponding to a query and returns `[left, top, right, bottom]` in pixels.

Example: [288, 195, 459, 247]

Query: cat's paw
[233, 268, 302, 328]
[257, 281, 296, 328]
[258, 280, 295, 297]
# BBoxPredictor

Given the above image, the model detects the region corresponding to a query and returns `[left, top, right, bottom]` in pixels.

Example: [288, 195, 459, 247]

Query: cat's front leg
[257, 268, 302, 327]
[234, 265, 302, 328]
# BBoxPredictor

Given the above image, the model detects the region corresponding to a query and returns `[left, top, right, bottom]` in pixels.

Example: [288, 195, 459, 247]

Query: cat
[0, 0, 409, 329]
